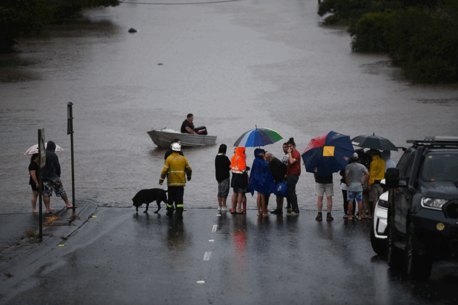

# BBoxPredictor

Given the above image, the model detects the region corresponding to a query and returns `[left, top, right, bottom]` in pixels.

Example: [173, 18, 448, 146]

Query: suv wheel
[370, 223, 387, 256]
[406, 223, 432, 280]
[387, 214, 403, 268]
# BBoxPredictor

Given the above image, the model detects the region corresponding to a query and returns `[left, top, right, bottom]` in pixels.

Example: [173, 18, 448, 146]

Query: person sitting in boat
[180, 113, 208, 135]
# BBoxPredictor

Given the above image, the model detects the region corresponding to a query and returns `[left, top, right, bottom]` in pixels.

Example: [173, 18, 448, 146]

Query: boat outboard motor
[194, 126, 208, 135]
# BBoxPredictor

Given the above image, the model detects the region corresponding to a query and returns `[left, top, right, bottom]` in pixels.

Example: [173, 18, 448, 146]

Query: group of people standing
[340, 149, 394, 221]
[215, 140, 395, 221]
[215, 137, 301, 218]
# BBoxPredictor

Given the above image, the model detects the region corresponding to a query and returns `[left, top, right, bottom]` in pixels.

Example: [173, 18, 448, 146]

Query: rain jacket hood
[248, 153, 275, 195]
[254, 148, 266, 158]
[42, 141, 60, 181]
[231, 147, 247, 173]
[46, 141, 56, 152]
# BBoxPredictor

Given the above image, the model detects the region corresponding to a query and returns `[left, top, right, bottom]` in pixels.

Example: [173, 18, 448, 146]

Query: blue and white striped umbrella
[233, 127, 283, 147]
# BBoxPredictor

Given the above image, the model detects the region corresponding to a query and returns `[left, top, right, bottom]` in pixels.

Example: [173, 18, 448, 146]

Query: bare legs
[43, 196, 52, 214]
[316, 195, 334, 221]
[217, 196, 227, 210]
[231, 192, 246, 214]
[43, 193, 72, 214]
[256, 193, 267, 216]
[31, 190, 38, 213]
[347, 199, 365, 220]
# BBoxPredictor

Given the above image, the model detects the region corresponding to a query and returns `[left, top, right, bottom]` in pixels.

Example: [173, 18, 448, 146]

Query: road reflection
[166, 220, 186, 251]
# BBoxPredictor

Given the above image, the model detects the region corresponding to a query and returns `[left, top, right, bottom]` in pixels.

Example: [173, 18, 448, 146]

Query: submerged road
[1, 208, 457, 305]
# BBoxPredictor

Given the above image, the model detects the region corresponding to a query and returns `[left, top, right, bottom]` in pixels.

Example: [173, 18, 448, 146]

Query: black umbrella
[352, 133, 397, 151]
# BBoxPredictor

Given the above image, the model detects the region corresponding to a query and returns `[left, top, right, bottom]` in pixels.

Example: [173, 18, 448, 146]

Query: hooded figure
[41, 140, 61, 182]
[231, 147, 247, 173]
[248, 148, 275, 195]
[230, 147, 248, 214]
[40, 140, 73, 212]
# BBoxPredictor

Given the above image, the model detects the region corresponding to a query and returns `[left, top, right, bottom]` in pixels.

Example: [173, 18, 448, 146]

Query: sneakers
[315, 212, 322, 222]
[270, 209, 283, 215]
[287, 211, 299, 216]
[326, 213, 334, 222]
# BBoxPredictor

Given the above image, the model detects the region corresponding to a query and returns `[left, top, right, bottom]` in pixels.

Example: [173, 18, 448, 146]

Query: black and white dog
[132, 188, 168, 214]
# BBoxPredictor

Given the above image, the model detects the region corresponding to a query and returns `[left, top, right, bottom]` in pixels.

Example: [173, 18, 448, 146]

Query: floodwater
[1, 0, 457, 213]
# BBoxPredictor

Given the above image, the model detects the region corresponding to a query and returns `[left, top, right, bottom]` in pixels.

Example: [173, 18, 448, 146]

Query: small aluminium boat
[147, 128, 217, 148]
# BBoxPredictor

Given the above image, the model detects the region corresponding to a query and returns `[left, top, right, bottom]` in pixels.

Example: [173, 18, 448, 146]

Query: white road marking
[196, 280, 206, 284]
[212, 224, 218, 232]
[209, 239, 215, 243]
[203, 251, 212, 261]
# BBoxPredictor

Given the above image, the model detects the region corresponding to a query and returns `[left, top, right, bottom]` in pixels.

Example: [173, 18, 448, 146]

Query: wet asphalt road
[1, 208, 457, 305]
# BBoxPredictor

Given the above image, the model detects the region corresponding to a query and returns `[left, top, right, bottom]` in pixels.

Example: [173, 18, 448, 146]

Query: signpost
[67, 102, 76, 213]
[38, 129, 45, 242]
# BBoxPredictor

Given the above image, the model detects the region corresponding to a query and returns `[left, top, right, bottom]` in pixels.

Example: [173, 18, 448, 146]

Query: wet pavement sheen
[1, 209, 457, 305]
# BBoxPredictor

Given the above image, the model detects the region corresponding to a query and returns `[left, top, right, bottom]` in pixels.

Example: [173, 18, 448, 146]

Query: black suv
[385, 137, 458, 279]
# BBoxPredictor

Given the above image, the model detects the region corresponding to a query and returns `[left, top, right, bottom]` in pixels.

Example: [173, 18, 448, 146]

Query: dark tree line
[0, 0, 119, 52]
[318, 0, 458, 84]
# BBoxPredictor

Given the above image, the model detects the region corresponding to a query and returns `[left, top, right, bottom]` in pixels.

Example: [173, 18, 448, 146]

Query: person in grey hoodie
[41, 141, 72, 213]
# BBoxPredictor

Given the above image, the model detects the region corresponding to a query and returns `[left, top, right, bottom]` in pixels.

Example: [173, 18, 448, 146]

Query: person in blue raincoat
[248, 148, 276, 217]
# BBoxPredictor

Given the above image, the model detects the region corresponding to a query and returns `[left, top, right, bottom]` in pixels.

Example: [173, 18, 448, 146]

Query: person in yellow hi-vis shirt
[368, 149, 385, 218]
[159, 142, 192, 220]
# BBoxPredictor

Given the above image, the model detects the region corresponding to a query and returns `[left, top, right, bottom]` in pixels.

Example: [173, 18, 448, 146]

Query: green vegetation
[318, 0, 458, 83]
[0, 0, 119, 52]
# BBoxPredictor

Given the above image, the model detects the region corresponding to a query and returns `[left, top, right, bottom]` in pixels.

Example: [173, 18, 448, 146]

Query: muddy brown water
[1, 0, 457, 213]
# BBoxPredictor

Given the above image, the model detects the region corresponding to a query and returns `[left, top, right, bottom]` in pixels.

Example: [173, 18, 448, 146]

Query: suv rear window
[421, 152, 458, 182]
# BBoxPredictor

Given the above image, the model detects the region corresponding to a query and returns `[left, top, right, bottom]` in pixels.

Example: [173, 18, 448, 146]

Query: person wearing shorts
[41, 141, 73, 214]
[215, 144, 231, 212]
[314, 173, 334, 221]
[345, 153, 369, 221]
[346, 190, 364, 221]
[43, 179, 67, 200]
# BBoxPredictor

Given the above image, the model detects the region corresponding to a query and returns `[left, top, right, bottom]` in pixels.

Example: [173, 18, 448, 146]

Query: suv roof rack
[407, 136, 458, 148]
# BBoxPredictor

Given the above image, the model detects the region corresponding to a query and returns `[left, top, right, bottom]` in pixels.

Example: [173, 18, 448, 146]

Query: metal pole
[67, 102, 76, 213]
[38, 129, 44, 242]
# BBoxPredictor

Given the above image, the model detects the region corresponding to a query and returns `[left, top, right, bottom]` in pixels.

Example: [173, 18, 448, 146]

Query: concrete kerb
[0, 201, 98, 275]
